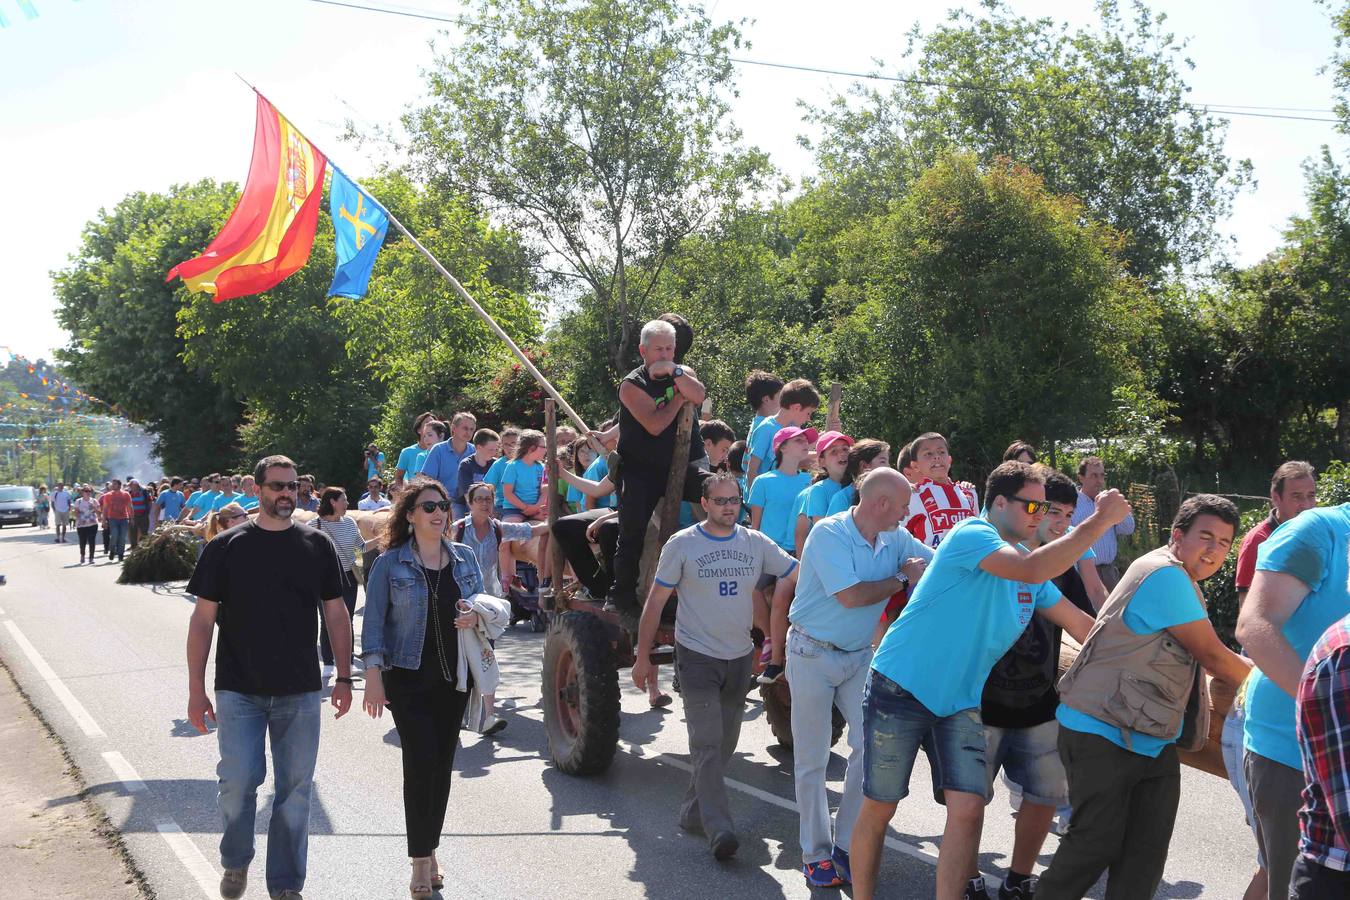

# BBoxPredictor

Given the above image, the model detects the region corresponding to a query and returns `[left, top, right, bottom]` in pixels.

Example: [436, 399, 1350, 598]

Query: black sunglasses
[705, 495, 742, 507]
[262, 480, 301, 493]
[417, 500, 454, 513]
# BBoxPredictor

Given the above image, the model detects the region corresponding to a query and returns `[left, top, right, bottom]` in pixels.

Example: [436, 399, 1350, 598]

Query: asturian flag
[167, 93, 327, 302]
[328, 167, 389, 299]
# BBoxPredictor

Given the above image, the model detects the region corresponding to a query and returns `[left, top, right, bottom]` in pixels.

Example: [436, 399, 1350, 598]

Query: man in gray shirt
[632, 472, 798, 860]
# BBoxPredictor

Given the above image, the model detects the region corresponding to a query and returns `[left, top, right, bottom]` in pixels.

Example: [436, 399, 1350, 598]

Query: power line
[300, 0, 1341, 124]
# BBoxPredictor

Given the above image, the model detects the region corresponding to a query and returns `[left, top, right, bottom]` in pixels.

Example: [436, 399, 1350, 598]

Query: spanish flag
[167, 94, 327, 302]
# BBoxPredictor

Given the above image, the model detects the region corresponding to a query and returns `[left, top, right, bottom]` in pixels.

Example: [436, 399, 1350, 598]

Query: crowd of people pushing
[131, 312, 1350, 900]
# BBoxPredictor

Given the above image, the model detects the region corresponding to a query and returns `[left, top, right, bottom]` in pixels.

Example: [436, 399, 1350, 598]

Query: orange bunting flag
[166, 93, 327, 302]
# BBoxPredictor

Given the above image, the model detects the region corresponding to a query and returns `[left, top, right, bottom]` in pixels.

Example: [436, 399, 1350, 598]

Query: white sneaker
[481, 714, 507, 736]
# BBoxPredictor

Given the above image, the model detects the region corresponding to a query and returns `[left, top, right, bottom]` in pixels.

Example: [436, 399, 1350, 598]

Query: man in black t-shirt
[607, 317, 710, 616]
[972, 469, 1097, 900]
[185, 455, 351, 900]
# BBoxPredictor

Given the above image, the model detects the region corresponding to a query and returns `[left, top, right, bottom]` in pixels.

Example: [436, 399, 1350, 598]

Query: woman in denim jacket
[360, 477, 510, 899]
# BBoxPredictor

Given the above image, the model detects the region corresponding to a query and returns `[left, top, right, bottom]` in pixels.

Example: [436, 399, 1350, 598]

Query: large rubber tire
[761, 680, 846, 750]
[542, 611, 621, 775]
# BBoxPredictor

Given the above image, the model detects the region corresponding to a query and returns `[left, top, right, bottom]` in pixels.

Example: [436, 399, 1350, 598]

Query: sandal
[649, 693, 673, 709]
[410, 856, 433, 899]
[431, 851, 444, 890]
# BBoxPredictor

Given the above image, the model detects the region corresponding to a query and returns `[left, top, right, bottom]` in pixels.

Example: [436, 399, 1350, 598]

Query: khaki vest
[1058, 546, 1210, 753]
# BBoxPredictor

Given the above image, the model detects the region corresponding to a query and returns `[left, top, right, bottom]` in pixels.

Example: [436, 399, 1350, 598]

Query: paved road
[0, 524, 1257, 898]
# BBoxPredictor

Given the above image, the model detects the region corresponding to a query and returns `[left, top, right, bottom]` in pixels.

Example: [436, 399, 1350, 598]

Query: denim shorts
[862, 670, 987, 803]
[984, 720, 1067, 806]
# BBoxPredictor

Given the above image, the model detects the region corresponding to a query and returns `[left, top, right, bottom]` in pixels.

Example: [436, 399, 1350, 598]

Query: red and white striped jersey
[905, 478, 980, 548]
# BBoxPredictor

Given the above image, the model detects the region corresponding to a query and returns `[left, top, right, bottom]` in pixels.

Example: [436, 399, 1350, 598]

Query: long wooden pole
[543, 399, 566, 610]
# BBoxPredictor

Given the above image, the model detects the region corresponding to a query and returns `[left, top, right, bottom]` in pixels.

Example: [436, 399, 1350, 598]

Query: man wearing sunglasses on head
[184, 455, 353, 900]
[850, 461, 1130, 900]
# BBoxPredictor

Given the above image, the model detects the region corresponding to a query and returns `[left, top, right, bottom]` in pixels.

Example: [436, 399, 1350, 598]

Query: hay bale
[117, 528, 198, 584]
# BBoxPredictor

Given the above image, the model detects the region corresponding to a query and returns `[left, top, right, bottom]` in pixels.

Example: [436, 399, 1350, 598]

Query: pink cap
[815, 431, 854, 455]
[772, 425, 820, 452]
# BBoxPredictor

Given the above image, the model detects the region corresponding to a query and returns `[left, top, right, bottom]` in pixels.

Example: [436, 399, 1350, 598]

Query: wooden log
[826, 382, 843, 433]
[1058, 639, 1237, 778]
[637, 402, 695, 603]
[543, 399, 567, 610]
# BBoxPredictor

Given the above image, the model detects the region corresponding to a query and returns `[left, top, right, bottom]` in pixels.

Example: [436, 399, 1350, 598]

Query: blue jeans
[862, 670, 987, 803]
[215, 690, 321, 896]
[1221, 702, 1264, 868]
[107, 518, 128, 560]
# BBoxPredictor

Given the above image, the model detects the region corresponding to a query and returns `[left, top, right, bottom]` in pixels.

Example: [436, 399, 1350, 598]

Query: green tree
[53, 181, 245, 474]
[803, 0, 1248, 281]
[830, 153, 1156, 473]
[404, 0, 768, 380]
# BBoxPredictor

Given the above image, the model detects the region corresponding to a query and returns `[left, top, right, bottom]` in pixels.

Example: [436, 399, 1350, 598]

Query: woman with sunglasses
[204, 502, 251, 541]
[361, 477, 510, 899]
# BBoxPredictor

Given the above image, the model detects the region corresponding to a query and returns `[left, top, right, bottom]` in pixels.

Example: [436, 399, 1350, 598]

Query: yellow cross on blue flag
[328, 168, 389, 299]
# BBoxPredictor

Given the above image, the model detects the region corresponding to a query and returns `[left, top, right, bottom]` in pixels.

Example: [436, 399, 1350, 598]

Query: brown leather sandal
[430, 851, 444, 890]
[410, 856, 433, 899]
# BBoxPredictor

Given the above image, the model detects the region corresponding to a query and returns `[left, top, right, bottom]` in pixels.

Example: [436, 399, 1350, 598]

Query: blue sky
[1, 0, 1343, 361]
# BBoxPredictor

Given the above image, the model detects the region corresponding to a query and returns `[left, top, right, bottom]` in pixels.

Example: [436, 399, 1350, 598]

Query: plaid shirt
[1296, 614, 1350, 871]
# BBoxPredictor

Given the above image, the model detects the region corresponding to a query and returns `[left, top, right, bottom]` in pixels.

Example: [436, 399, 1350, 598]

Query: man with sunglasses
[185, 455, 353, 900]
[631, 472, 799, 861]
[850, 461, 1129, 900]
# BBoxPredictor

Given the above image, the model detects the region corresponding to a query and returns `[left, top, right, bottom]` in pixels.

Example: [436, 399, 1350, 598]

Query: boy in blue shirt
[744, 370, 783, 445]
[850, 462, 1130, 900]
[482, 427, 520, 517]
[1038, 496, 1252, 900]
[745, 379, 820, 488]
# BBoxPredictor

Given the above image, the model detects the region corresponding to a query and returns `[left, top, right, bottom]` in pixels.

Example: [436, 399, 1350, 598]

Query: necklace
[413, 537, 454, 683]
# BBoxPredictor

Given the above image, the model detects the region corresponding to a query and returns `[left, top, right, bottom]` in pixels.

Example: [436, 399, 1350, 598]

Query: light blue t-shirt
[579, 456, 616, 509]
[747, 419, 784, 475]
[790, 510, 934, 651]
[156, 490, 186, 519]
[484, 455, 510, 509]
[826, 484, 858, 516]
[798, 479, 844, 521]
[872, 516, 1062, 717]
[422, 439, 475, 488]
[210, 491, 240, 512]
[747, 470, 812, 551]
[237, 495, 259, 511]
[503, 459, 544, 511]
[1244, 504, 1350, 770]
[365, 451, 385, 480]
[185, 490, 218, 520]
[1057, 564, 1206, 757]
[396, 442, 431, 478]
[749, 413, 768, 439]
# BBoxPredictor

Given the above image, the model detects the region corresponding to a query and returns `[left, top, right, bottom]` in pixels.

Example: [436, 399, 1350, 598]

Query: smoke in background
[101, 421, 162, 483]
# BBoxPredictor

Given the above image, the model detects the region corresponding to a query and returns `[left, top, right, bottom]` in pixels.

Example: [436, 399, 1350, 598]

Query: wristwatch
[897, 574, 910, 593]
[672, 365, 684, 378]
[335, 676, 355, 685]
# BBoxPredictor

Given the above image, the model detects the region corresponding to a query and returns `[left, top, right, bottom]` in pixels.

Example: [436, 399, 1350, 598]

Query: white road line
[155, 819, 218, 897]
[3, 620, 105, 737]
[101, 751, 147, 792]
[101, 749, 216, 897]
